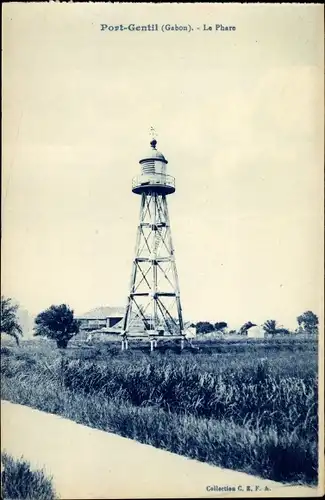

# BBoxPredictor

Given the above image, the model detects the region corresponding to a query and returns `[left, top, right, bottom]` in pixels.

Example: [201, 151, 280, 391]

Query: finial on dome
[139, 129, 168, 165]
[149, 126, 158, 149]
[150, 138, 157, 149]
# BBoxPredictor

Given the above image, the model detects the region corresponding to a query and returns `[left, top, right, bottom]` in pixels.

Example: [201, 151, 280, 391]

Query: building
[247, 326, 265, 339]
[183, 322, 196, 338]
[78, 307, 125, 332]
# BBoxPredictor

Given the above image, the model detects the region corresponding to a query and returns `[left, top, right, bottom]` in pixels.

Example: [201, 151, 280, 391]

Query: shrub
[196, 322, 214, 334]
[214, 322, 228, 332]
[1, 453, 57, 500]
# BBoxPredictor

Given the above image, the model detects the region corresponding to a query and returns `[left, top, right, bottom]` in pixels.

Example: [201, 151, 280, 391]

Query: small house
[77, 307, 125, 332]
[247, 326, 265, 339]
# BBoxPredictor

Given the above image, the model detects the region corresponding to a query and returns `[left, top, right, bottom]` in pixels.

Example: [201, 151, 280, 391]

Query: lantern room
[132, 139, 175, 195]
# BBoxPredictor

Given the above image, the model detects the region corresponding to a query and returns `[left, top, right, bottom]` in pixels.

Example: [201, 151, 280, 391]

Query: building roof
[78, 306, 125, 320]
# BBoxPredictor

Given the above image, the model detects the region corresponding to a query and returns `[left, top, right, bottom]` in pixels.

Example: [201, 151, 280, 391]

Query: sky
[2, 3, 324, 330]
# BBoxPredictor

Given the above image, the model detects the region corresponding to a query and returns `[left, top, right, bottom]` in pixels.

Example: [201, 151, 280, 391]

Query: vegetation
[1, 452, 57, 500]
[214, 322, 228, 331]
[263, 319, 278, 335]
[1, 337, 318, 485]
[189, 310, 319, 337]
[297, 311, 319, 335]
[195, 321, 214, 334]
[1, 296, 23, 346]
[238, 321, 256, 335]
[263, 320, 290, 336]
[34, 304, 80, 349]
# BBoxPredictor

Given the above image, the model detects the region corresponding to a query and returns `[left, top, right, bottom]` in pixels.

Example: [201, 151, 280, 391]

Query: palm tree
[238, 321, 256, 335]
[1, 296, 23, 346]
[263, 319, 278, 335]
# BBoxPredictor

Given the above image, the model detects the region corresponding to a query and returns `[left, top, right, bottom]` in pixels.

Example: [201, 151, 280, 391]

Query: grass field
[1, 337, 318, 485]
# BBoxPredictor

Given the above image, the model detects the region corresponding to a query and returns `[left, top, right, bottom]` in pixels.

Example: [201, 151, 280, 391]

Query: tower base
[120, 334, 188, 351]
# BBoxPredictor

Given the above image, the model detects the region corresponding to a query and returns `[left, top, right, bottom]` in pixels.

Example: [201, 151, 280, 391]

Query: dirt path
[1, 400, 318, 499]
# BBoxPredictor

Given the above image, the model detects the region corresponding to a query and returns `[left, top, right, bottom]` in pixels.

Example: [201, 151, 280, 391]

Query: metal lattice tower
[122, 135, 185, 345]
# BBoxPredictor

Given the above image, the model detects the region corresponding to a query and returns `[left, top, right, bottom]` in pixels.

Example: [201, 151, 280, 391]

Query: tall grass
[1, 453, 57, 500]
[1, 339, 318, 485]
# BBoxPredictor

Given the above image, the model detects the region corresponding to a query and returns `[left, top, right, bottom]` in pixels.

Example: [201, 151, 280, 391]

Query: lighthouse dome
[139, 139, 168, 164]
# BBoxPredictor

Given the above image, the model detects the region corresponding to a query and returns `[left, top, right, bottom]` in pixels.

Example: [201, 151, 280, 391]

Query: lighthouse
[122, 134, 185, 349]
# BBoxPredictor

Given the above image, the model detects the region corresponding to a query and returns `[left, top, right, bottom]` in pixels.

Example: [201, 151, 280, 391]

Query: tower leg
[125, 339, 129, 350]
[123, 190, 185, 341]
[180, 339, 184, 350]
[121, 340, 125, 351]
[122, 194, 146, 336]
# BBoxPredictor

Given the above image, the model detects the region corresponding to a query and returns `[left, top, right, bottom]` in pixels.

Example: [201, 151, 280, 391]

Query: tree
[297, 311, 319, 334]
[1, 296, 23, 346]
[196, 321, 214, 334]
[263, 319, 278, 335]
[263, 320, 290, 335]
[276, 328, 290, 335]
[34, 304, 80, 348]
[238, 321, 256, 335]
[214, 322, 228, 332]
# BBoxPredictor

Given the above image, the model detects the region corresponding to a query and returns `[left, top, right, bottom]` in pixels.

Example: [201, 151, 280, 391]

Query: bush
[196, 322, 214, 334]
[1, 453, 57, 500]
